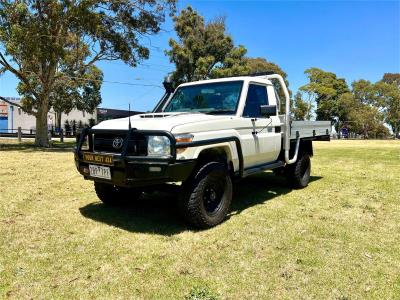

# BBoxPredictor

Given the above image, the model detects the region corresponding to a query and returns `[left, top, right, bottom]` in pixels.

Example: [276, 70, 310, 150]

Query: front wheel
[94, 182, 143, 206]
[179, 162, 233, 229]
[285, 154, 311, 189]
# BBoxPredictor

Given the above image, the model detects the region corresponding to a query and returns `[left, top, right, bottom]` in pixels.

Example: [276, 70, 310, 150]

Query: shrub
[88, 118, 96, 127]
[64, 119, 71, 136]
[78, 120, 84, 130]
[71, 120, 77, 136]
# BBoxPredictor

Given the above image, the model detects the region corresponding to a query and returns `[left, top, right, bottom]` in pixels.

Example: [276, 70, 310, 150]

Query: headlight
[147, 136, 171, 157]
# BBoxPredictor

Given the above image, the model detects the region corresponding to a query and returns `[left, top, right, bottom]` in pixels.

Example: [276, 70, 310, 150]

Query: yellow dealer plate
[83, 153, 113, 166]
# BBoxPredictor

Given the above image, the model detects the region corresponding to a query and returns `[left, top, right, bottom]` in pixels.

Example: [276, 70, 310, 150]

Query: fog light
[149, 166, 162, 172]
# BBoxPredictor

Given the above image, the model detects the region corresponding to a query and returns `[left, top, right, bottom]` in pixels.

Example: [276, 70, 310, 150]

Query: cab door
[239, 83, 281, 167]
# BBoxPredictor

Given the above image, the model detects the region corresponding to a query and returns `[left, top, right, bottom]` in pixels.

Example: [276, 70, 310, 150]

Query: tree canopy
[382, 73, 400, 86]
[1, 2, 397, 143]
[299, 68, 349, 123]
[166, 6, 290, 115]
[296, 68, 398, 138]
[244, 57, 290, 109]
[349, 77, 400, 137]
[244, 57, 287, 81]
[166, 6, 249, 86]
[0, 0, 175, 146]
[375, 78, 400, 137]
[292, 91, 313, 120]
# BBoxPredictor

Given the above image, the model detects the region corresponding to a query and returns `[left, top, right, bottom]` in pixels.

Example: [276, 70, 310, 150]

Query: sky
[0, 0, 399, 113]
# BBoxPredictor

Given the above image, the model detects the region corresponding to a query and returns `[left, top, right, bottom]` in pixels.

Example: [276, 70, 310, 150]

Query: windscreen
[163, 81, 243, 115]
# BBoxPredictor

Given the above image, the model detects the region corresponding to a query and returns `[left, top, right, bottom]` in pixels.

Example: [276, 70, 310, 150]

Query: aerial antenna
[128, 103, 132, 130]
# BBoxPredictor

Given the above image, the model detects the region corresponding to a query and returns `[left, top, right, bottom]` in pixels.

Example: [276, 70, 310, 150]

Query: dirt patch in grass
[0, 140, 399, 298]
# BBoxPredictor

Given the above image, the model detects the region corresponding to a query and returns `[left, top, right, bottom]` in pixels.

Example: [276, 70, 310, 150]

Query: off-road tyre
[285, 154, 311, 189]
[94, 182, 143, 206]
[179, 162, 233, 229]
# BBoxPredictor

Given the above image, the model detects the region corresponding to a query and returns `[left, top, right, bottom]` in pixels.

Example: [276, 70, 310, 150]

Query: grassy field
[0, 139, 399, 299]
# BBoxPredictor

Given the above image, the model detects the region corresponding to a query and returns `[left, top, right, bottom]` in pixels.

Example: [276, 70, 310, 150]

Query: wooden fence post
[17, 127, 22, 142]
[60, 129, 64, 143]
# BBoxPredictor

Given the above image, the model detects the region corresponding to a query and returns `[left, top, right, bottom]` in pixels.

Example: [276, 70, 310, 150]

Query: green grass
[0, 139, 399, 299]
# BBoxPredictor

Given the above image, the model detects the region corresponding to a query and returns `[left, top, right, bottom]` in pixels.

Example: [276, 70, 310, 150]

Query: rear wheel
[94, 182, 143, 206]
[179, 162, 232, 229]
[285, 153, 311, 189]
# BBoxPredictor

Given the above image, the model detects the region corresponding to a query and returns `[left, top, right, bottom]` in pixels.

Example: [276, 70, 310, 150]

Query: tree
[375, 79, 400, 138]
[244, 57, 291, 109]
[0, 0, 175, 146]
[166, 6, 248, 86]
[167, 7, 290, 111]
[382, 73, 400, 86]
[351, 77, 400, 138]
[292, 92, 313, 120]
[351, 79, 377, 105]
[51, 65, 103, 129]
[210, 46, 249, 78]
[299, 68, 349, 128]
[244, 57, 286, 77]
[336, 92, 356, 132]
[335, 82, 389, 139]
[347, 102, 388, 139]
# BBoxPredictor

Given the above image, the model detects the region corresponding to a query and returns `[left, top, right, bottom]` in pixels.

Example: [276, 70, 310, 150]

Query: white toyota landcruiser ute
[75, 73, 331, 228]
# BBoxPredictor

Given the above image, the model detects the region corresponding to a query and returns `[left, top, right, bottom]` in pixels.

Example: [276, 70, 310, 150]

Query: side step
[242, 161, 284, 177]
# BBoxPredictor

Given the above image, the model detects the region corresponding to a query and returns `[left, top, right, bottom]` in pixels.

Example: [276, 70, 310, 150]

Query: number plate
[83, 153, 113, 166]
[89, 165, 111, 180]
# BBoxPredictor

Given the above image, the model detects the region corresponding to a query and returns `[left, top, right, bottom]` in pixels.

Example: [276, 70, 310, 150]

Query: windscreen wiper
[204, 110, 235, 115]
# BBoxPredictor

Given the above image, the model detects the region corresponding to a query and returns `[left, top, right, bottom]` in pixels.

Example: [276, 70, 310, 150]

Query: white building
[5, 98, 96, 132]
[1, 98, 141, 135]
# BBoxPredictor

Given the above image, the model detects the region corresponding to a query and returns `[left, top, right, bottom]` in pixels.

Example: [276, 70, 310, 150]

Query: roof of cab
[177, 76, 273, 88]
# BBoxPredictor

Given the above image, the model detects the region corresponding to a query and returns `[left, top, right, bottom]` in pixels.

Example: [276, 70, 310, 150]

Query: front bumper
[74, 128, 196, 187]
[75, 156, 196, 187]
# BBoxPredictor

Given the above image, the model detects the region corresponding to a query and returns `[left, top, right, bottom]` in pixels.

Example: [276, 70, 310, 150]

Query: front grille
[93, 133, 147, 156]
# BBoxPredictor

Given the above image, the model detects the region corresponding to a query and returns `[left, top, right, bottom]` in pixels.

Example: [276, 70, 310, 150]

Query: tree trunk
[56, 111, 62, 129]
[35, 101, 49, 147]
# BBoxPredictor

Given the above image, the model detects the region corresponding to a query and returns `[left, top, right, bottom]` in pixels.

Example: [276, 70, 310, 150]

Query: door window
[243, 84, 268, 118]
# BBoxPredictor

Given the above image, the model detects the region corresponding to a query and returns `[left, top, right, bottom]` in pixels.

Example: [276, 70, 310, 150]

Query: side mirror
[260, 105, 277, 118]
